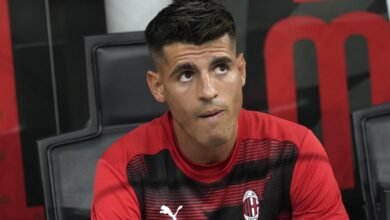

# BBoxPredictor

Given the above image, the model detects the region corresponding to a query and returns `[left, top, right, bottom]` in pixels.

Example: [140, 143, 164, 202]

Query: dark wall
[8, 0, 106, 206]
[2, 0, 390, 219]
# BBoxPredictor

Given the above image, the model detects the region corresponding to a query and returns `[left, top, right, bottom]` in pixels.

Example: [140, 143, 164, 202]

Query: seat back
[38, 31, 167, 220]
[352, 102, 390, 220]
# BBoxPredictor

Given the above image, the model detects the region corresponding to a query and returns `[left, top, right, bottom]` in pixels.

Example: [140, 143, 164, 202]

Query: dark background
[4, 0, 389, 219]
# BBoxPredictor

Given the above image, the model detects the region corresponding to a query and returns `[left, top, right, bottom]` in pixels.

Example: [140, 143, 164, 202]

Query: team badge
[242, 190, 260, 220]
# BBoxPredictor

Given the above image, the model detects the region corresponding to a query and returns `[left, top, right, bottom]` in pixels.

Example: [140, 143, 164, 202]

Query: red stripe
[317, 12, 390, 188]
[245, 199, 250, 216]
[265, 12, 390, 189]
[0, 0, 43, 219]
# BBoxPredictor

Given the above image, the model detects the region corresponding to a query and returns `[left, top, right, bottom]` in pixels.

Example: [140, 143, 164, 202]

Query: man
[91, 0, 349, 219]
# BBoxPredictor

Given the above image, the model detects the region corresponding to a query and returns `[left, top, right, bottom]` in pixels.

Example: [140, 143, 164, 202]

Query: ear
[237, 53, 246, 86]
[146, 70, 166, 103]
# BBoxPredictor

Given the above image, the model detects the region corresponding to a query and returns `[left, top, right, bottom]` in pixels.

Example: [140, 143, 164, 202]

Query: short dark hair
[145, 0, 236, 57]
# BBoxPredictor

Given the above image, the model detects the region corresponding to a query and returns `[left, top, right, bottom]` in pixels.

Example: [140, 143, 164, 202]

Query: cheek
[165, 90, 194, 115]
[225, 77, 244, 113]
[222, 73, 244, 97]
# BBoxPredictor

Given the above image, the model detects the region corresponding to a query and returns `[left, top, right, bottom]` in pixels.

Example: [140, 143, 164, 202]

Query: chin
[202, 133, 230, 148]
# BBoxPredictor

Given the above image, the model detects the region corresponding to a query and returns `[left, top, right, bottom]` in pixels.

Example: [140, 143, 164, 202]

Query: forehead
[159, 34, 236, 67]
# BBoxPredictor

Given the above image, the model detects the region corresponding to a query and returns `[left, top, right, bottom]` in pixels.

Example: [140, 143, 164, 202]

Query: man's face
[147, 34, 246, 149]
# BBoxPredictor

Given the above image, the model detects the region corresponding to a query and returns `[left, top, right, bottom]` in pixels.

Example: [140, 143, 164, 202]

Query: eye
[215, 64, 228, 75]
[179, 71, 193, 82]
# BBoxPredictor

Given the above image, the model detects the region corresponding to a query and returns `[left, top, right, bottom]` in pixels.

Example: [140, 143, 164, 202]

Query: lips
[199, 109, 224, 118]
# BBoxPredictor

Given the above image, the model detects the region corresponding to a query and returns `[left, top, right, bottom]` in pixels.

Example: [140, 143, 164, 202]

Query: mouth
[199, 109, 224, 119]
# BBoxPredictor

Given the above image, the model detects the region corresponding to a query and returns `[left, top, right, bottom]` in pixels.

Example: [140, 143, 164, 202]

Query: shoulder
[240, 109, 309, 148]
[100, 113, 170, 167]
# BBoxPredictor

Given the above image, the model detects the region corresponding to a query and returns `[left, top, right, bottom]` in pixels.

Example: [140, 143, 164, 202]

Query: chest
[126, 144, 296, 220]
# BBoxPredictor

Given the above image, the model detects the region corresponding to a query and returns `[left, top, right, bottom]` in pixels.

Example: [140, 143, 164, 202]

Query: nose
[198, 73, 218, 101]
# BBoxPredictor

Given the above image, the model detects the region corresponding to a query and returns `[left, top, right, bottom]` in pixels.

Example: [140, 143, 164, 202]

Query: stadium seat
[352, 102, 390, 220]
[37, 31, 167, 220]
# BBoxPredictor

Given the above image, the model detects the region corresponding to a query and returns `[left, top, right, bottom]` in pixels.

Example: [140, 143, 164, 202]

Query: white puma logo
[160, 205, 183, 220]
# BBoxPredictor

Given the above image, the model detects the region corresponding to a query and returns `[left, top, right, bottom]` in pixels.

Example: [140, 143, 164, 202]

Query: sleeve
[290, 130, 349, 219]
[91, 159, 142, 220]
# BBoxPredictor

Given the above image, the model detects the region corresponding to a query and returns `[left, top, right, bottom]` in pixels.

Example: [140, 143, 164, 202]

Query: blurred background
[1, 0, 390, 219]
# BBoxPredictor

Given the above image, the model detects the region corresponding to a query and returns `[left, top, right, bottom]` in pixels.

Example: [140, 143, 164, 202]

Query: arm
[290, 130, 349, 219]
[91, 159, 141, 220]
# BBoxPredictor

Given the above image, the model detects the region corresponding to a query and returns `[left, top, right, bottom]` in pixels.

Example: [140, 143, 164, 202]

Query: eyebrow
[170, 56, 234, 77]
[170, 63, 196, 77]
[210, 56, 234, 68]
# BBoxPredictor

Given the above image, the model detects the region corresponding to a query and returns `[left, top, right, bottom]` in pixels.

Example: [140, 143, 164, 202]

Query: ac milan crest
[242, 190, 260, 220]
